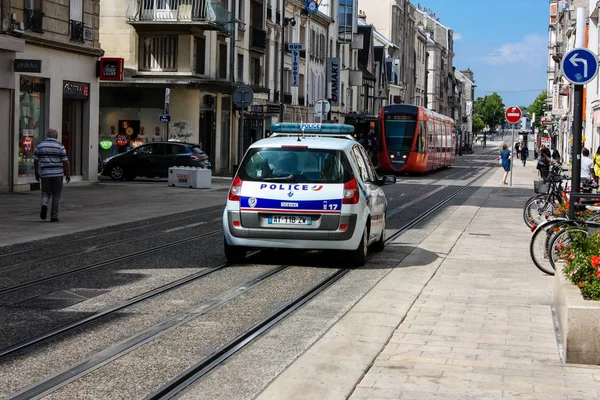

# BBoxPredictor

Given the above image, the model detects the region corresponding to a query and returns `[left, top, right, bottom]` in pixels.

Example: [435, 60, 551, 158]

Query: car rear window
[238, 148, 352, 183]
[191, 146, 206, 154]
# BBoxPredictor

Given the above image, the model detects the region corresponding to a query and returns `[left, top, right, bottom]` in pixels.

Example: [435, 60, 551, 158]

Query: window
[140, 36, 178, 71]
[338, 0, 353, 42]
[25, 0, 44, 33]
[69, 0, 84, 41]
[195, 37, 206, 74]
[351, 146, 370, 182]
[251, 57, 261, 86]
[417, 121, 426, 153]
[219, 43, 228, 79]
[137, 144, 155, 155]
[383, 115, 417, 153]
[237, 54, 244, 82]
[18, 77, 47, 182]
[357, 145, 377, 182]
[237, 148, 352, 183]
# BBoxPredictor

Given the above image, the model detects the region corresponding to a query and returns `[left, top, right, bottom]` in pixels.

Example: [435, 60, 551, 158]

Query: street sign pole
[240, 91, 245, 162]
[510, 123, 515, 186]
[571, 8, 587, 219]
[320, 101, 324, 124]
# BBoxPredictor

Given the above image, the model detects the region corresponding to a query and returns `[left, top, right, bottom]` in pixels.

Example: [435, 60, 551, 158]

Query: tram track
[2, 158, 497, 399]
[0, 209, 224, 271]
[0, 229, 223, 297]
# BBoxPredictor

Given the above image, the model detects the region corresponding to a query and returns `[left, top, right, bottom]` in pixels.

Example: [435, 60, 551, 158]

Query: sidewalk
[0, 177, 232, 247]
[257, 157, 600, 399]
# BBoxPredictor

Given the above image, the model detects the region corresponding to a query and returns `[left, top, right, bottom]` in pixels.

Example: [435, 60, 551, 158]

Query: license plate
[268, 215, 312, 225]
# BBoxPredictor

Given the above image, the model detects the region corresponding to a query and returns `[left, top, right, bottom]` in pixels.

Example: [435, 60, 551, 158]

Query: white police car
[223, 123, 396, 266]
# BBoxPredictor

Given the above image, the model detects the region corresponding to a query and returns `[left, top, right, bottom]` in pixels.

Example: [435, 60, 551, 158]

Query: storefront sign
[63, 81, 90, 100]
[14, 59, 42, 73]
[327, 58, 340, 106]
[116, 134, 128, 146]
[99, 136, 113, 150]
[98, 58, 124, 81]
[22, 130, 35, 153]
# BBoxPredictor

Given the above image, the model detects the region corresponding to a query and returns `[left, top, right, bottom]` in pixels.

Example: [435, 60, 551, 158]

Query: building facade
[1, 0, 103, 192]
[455, 68, 475, 148]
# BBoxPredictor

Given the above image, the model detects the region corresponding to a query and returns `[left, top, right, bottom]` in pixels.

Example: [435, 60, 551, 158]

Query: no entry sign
[505, 106, 522, 124]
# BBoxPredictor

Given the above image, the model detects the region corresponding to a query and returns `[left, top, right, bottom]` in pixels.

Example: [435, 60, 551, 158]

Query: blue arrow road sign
[562, 47, 599, 85]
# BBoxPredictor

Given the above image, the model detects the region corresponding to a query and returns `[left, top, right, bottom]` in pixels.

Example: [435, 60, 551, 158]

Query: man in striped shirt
[33, 129, 71, 222]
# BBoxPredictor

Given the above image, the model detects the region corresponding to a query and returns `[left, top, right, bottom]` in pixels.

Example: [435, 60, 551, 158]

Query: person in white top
[581, 147, 595, 183]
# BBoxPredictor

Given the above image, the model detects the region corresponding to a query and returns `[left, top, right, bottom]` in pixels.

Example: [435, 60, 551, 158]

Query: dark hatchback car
[100, 141, 211, 181]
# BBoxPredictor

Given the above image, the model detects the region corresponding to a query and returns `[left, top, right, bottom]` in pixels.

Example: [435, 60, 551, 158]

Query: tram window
[435, 122, 441, 152]
[417, 121, 426, 153]
[428, 120, 434, 152]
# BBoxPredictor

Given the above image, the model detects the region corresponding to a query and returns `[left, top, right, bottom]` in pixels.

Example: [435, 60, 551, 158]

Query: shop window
[18, 77, 47, 182]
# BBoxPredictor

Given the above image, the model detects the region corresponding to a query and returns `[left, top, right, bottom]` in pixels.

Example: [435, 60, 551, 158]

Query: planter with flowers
[554, 229, 600, 364]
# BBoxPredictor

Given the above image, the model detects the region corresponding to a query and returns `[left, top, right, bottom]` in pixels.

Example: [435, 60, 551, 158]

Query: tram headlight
[390, 154, 395, 159]
[402, 154, 407, 159]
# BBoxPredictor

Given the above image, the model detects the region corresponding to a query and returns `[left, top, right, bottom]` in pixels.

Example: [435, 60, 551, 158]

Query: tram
[376, 104, 456, 173]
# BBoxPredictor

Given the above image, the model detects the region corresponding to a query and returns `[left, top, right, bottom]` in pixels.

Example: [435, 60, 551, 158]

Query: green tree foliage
[472, 114, 485, 132]
[528, 90, 548, 128]
[473, 93, 506, 131]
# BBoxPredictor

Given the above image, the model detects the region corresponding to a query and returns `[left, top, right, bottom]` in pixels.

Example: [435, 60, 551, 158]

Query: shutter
[70, 0, 83, 22]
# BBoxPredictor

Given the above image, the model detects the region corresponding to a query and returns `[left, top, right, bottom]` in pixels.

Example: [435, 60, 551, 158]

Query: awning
[100, 78, 270, 94]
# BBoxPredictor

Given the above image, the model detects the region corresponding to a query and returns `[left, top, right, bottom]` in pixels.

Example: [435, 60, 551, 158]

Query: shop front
[12, 43, 100, 192]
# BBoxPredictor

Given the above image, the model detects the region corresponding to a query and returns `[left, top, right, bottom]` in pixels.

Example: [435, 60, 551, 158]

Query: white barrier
[168, 167, 212, 189]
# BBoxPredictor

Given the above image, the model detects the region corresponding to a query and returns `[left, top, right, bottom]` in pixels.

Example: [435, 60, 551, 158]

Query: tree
[528, 90, 548, 128]
[473, 93, 505, 131]
[472, 114, 485, 133]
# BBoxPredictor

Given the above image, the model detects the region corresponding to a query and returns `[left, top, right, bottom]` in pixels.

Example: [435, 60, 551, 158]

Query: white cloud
[483, 34, 547, 65]
[454, 33, 463, 41]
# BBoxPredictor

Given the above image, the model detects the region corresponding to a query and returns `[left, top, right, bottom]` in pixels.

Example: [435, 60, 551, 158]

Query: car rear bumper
[223, 210, 361, 250]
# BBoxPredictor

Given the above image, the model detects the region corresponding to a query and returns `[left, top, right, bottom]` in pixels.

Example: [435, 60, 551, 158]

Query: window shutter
[70, 0, 83, 22]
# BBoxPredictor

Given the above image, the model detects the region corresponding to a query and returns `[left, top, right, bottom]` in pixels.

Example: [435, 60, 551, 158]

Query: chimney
[358, 9, 367, 21]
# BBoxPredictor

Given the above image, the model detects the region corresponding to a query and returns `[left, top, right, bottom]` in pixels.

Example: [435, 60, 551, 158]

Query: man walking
[33, 129, 70, 222]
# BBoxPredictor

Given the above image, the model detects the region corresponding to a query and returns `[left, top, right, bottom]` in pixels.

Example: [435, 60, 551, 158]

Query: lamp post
[279, 12, 296, 122]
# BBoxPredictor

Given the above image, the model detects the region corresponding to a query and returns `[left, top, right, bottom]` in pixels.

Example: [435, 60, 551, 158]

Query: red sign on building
[98, 58, 124, 81]
[505, 106, 522, 124]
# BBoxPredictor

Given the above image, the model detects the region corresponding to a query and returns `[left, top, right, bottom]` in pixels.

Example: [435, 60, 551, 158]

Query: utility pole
[279, 2, 287, 123]
[230, 0, 236, 83]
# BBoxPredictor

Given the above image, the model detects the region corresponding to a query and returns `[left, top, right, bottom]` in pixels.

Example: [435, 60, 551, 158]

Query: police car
[223, 123, 396, 266]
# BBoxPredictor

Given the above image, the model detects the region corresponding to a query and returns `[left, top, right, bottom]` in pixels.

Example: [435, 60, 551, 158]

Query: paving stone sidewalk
[258, 157, 600, 400]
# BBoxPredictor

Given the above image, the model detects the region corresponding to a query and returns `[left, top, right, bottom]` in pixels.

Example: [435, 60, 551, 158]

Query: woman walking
[499, 144, 511, 185]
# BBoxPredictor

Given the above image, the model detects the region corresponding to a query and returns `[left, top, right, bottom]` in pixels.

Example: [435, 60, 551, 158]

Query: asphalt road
[0, 148, 500, 399]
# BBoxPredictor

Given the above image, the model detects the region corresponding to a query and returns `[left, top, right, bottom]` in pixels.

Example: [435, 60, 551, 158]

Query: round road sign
[233, 85, 254, 109]
[314, 99, 331, 116]
[505, 106, 522, 124]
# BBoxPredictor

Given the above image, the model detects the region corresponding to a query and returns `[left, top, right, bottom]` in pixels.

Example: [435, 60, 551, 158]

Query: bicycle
[523, 166, 569, 229]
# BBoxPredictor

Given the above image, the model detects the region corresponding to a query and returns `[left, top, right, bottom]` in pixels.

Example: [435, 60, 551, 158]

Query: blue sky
[416, 0, 549, 108]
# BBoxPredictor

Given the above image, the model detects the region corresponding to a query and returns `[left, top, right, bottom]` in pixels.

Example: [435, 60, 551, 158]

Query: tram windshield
[384, 115, 417, 153]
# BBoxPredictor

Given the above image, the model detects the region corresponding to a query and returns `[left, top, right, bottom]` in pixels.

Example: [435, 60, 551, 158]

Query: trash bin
[168, 167, 212, 189]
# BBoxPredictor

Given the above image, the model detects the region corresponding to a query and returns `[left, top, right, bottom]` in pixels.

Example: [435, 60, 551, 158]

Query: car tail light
[191, 154, 207, 162]
[229, 175, 243, 201]
[343, 178, 360, 204]
[339, 224, 348, 231]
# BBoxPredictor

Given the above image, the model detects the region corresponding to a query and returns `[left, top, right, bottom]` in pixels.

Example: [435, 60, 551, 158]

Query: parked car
[99, 141, 211, 181]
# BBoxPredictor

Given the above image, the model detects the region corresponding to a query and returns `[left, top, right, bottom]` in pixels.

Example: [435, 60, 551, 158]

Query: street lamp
[279, 13, 296, 122]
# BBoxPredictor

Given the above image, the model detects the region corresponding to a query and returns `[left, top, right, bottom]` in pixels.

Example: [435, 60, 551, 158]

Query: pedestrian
[552, 149, 562, 165]
[33, 129, 71, 222]
[581, 147, 596, 186]
[498, 144, 511, 185]
[593, 146, 600, 184]
[537, 147, 551, 180]
[515, 141, 521, 159]
[521, 144, 529, 166]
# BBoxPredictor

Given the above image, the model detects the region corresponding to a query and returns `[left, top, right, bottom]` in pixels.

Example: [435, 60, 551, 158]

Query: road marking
[163, 221, 207, 233]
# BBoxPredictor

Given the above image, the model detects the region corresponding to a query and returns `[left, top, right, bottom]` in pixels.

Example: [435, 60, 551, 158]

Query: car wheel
[349, 225, 368, 267]
[109, 165, 125, 181]
[224, 239, 246, 263]
[372, 216, 385, 252]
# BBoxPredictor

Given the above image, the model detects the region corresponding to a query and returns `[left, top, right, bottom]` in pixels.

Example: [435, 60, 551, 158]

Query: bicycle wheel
[524, 197, 556, 229]
[523, 194, 547, 228]
[548, 227, 589, 272]
[529, 220, 570, 275]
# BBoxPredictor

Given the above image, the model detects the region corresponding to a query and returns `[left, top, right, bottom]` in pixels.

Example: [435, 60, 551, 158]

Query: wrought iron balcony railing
[126, 0, 232, 31]
[25, 9, 44, 33]
[250, 27, 266, 51]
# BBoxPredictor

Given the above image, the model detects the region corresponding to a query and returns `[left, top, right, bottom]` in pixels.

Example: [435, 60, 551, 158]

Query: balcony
[25, 9, 44, 33]
[250, 27, 266, 52]
[126, 0, 232, 32]
[70, 20, 84, 42]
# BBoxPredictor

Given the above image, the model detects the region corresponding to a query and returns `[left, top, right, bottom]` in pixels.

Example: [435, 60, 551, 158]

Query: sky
[415, 0, 549, 108]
